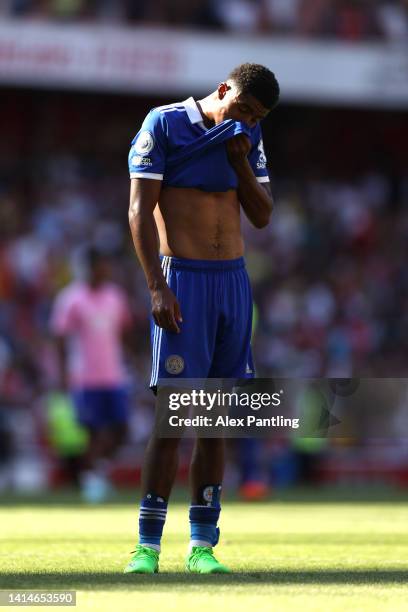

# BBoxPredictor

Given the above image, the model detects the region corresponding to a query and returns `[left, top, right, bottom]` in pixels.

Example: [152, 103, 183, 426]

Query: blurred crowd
[0, 89, 407, 491]
[1, 0, 408, 42]
[0, 91, 407, 403]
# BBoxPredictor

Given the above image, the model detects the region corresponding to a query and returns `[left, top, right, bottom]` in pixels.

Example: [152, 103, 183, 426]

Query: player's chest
[76, 296, 119, 332]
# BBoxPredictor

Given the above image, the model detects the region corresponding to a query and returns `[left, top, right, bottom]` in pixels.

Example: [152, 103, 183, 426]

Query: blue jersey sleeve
[248, 124, 270, 183]
[128, 109, 168, 180]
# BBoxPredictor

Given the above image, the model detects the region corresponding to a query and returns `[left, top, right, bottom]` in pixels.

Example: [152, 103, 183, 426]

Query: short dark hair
[228, 63, 280, 110]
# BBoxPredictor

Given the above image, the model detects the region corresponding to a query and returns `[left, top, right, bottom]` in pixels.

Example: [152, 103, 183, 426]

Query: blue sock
[139, 493, 167, 552]
[189, 485, 222, 549]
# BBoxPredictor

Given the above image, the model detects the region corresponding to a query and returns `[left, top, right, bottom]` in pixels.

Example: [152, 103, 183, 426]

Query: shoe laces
[190, 546, 215, 567]
[130, 544, 158, 560]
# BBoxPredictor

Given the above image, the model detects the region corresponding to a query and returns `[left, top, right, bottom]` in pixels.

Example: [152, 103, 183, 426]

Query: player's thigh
[210, 268, 254, 378]
[151, 268, 217, 381]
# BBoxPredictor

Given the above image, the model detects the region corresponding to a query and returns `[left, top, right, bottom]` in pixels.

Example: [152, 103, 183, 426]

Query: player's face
[218, 84, 270, 128]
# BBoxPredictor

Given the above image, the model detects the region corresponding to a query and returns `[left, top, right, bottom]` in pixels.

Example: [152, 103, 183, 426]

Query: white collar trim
[183, 97, 204, 124]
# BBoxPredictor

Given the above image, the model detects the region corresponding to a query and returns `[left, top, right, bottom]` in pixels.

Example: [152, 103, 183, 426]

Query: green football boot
[124, 545, 159, 574]
[186, 546, 231, 574]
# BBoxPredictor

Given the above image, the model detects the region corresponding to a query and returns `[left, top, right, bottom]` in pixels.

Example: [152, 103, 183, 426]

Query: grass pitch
[1, 488, 408, 611]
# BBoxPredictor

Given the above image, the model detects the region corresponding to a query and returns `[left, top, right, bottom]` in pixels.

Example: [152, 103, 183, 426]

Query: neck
[196, 92, 223, 127]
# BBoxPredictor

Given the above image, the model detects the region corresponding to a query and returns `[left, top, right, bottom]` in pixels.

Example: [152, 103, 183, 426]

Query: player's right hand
[226, 133, 252, 167]
[151, 286, 183, 333]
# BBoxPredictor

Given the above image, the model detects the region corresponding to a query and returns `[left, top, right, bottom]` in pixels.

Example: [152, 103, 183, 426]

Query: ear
[217, 82, 231, 100]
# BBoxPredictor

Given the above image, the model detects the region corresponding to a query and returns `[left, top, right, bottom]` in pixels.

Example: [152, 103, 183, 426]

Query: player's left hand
[226, 134, 251, 167]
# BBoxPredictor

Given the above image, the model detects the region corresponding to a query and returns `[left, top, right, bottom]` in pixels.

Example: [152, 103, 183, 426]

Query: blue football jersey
[128, 97, 269, 192]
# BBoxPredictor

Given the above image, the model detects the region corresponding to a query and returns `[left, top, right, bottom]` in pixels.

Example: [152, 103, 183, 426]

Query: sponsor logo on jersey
[131, 155, 152, 167]
[165, 354, 185, 375]
[134, 130, 155, 155]
[256, 139, 267, 169]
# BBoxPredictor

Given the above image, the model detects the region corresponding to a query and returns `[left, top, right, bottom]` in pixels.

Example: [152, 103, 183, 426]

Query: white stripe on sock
[189, 540, 212, 551]
[140, 506, 167, 512]
[189, 505, 215, 508]
[140, 542, 161, 552]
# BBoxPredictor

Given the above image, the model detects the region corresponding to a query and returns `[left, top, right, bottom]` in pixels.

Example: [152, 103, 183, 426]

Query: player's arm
[128, 109, 182, 333]
[128, 178, 182, 333]
[50, 291, 76, 392]
[226, 133, 273, 229]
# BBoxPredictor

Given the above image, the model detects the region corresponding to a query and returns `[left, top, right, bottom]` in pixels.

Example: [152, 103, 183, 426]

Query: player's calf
[124, 492, 167, 574]
[186, 484, 231, 573]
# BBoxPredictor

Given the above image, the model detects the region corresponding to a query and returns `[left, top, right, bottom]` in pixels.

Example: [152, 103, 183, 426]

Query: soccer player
[51, 247, 133, 502]
[125, 63, 280, 573]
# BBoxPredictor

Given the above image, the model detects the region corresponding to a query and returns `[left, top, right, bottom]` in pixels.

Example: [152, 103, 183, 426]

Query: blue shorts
[150, 256, 254, 388]
[72, 387, 129, 430]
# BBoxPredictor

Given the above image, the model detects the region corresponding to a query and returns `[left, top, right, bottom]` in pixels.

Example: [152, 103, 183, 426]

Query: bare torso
[154, 186, 244, 260]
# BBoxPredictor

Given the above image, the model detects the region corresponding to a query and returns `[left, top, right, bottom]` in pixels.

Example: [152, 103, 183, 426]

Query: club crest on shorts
[134, 131, 154, 155]
[202, 486, 214, 503]
[165, 354, 185, 375]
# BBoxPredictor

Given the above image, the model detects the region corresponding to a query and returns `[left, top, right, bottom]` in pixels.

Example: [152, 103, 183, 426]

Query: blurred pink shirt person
[51, 281, 132, 389]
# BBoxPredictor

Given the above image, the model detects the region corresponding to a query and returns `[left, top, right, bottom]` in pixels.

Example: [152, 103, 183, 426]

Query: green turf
[1, 489, 408, 611]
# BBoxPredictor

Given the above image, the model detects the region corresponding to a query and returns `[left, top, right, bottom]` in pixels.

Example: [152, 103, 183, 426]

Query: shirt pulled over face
[128, 97, 269, 193]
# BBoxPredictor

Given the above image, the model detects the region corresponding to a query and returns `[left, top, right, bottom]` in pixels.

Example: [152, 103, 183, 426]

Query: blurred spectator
[49, 246, 134, 502]
[2, 0, 408, 41]
[331, 0, 381, 42]
[262, 0, 302, 34]
[214, 0, 262, 33]
[377, 0, 408, 41]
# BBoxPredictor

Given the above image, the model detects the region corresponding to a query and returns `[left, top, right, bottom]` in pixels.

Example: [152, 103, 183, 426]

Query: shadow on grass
[1, 569, 408, 590]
